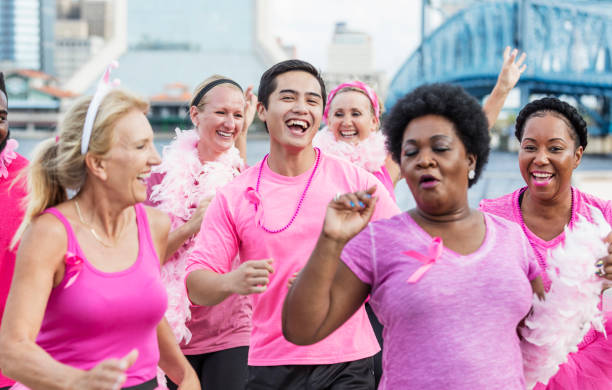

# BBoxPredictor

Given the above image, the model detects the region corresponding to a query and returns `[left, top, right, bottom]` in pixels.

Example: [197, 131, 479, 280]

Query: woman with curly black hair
[480, 97, 612, 390]
[283, 83, 544, 389]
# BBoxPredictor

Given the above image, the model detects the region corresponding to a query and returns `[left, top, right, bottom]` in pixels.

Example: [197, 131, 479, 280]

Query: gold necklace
[74, 199, 114, 248]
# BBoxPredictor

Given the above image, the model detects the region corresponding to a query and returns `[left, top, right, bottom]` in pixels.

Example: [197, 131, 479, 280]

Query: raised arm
[162, 196, 212, 262]
[235, 85, 257, 161]
[282, 187, 377, 345]
[483, 46, 527, 130]
[0, 215, 134, 390]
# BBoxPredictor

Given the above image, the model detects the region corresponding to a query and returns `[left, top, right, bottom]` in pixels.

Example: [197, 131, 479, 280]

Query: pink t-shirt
[373, 165, 396, 202]
[480, 186, 612, 348]
[0, 151, 27, 388]
[341, 212, 540, 390]
[147, 171, 251, 355]
[187, 151, 400, 366]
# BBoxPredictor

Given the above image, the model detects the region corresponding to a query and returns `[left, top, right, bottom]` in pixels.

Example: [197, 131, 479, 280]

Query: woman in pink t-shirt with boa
[146, 75, 256, 390]
[480, 97, 612, 390]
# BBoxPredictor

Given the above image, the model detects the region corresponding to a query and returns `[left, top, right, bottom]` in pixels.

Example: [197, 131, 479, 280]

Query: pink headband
[323, 80, 380, 124]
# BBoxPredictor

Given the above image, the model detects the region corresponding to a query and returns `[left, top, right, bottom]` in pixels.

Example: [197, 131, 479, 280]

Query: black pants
[245, 357, 375, 390]
[365, 303, 383, 388]
[167, 346, 249, 390]
[123, 378, 158, 390]
[1, 378, 157, 390]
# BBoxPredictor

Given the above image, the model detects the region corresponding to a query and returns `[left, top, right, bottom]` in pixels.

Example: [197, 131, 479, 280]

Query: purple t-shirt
[341, 211, 540, 390]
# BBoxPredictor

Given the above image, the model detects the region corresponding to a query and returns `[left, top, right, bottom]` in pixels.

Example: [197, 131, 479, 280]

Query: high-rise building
[324, 22, 385, 98]
[82, 0, 113, 39]
[100, 0, 289, 131]
[0, 0, 55, 74]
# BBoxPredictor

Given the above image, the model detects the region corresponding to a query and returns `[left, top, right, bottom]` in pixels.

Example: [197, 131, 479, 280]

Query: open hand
[496, 46, 527, 94]
[322, 186, 378, 243]
[241, 86, 257, 137]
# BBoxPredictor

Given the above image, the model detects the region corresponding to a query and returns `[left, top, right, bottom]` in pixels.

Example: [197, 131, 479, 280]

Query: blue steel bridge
[386, 0, 612, 136]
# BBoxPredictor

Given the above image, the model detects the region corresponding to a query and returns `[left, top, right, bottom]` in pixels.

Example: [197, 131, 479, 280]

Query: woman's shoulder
[142, 205, 171, 235]
[478, 188, 522, 220]
[574, 187, 612, 222]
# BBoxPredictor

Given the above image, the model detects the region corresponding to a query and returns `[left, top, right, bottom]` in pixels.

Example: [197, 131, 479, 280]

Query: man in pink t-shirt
[186, 60, 399, 389]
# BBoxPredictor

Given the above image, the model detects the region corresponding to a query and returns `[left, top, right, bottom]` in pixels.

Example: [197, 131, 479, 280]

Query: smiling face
[327, 91, 377, 145]
[192, 85, 245, 160]
[0, 91, 8, 143]
[518, 112, 582, 201]
[102, 109, 161, 204]
[400, 114, 475, 215]
[257, 70, 323, 153]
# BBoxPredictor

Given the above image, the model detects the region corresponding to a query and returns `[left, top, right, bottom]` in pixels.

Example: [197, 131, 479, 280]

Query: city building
[101, 0, 289, 132]
[4, 69, 77, 132]
[0, 0, 56, 74]
[323, 22, 386, 99]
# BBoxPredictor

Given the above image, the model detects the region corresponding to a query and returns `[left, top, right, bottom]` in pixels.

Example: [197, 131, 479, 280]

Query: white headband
[81, 61, 120, 155]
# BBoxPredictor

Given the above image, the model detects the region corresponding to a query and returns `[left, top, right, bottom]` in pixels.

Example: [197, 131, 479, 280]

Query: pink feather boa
[520, 206, 611, 389]
[312, 127, 387, 173]
[149, 128, 243, 389]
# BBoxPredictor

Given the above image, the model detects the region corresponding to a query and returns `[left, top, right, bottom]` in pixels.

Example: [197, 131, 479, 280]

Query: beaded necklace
[255, 147, 321, 233]
[516, 186, 575, 287]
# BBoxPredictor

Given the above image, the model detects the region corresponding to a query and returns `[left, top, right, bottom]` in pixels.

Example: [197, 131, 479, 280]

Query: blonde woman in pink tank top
[0, 81, 198, 390]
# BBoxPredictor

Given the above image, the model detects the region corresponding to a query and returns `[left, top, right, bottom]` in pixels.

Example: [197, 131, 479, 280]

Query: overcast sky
[268, 0, 422, 79]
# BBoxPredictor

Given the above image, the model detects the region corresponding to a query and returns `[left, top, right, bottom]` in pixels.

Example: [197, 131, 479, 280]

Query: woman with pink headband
[314, 80, 399, 201]
[315, 47, 525, 203]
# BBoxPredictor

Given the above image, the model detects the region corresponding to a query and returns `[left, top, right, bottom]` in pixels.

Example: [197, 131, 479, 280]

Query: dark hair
[257, 59, 326, 110]
[515, 97, 588, 150]
[383, 83, 490, 187]
[0, 72, 6, 101]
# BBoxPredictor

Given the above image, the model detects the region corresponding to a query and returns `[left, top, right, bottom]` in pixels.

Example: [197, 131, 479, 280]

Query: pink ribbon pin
[404, 237, 443, 283]
[64, 251, 84, 288]
[245, 187, 264, 228]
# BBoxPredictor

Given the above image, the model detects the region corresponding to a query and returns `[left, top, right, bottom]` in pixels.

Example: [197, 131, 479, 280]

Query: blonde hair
[190, 74, 243, 111]
[11, 89, 148, 248]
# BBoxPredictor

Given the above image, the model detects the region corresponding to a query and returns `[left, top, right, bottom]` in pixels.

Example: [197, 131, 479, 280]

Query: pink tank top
[36, 204, 167, 387]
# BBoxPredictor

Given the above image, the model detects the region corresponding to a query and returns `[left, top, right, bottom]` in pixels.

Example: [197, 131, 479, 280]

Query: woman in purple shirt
[283, 83, 545, 389]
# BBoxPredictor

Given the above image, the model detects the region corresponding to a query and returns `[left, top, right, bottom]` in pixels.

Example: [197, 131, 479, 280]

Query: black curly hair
[514, 97, 588, 150]
[383, 83, 490, 187]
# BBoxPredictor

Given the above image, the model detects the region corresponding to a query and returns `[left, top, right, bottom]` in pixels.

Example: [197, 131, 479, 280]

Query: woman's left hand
[495, 46, 527, 94]
[241, 86, 257, 137]
[596, 232, 612, 281]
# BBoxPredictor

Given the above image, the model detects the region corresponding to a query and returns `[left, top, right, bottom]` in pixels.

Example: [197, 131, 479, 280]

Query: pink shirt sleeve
[186, 192, 240, 275]
[369, 175, 401, 221]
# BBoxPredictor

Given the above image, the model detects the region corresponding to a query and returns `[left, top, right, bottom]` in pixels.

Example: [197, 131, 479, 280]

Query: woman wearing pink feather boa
[146, 75, 256, 390]
[313, 81, 400, 201]
[480, 96, 612, 390]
